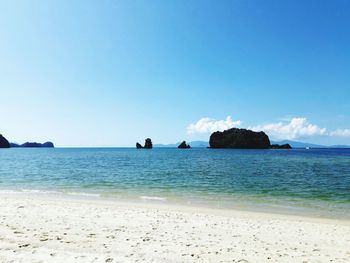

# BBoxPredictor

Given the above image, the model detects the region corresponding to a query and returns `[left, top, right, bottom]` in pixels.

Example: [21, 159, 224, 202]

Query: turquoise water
[0, 148, 349, 218]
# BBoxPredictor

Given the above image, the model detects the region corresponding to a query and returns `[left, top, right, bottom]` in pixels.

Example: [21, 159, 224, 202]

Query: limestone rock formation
[178, 141, 191, 149]
[144, 138, 153, 149]
[209, 128, 271, 149]
[0, 134, 10, 148]
[270, 144, 292, 149]
[136, 138, 153, 149]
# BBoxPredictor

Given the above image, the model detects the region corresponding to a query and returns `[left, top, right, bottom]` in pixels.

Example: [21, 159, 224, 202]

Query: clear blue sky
[1, 0, 349, 146]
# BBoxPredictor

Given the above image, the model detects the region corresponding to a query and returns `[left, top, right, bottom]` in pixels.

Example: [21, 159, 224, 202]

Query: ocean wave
[140, 195, 166, 201]
[0, 189, 23, 194]
[0, 189, 62, 195]
[21, 189, 62, 195]
[67, 192, 101, 198]
[0, 189, 101, 198]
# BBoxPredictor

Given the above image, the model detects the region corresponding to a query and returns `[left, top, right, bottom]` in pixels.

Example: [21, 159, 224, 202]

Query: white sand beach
[0, 193, 349, 263]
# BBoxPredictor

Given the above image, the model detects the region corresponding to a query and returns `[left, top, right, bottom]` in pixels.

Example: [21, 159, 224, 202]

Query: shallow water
[0, 148, 349, 218]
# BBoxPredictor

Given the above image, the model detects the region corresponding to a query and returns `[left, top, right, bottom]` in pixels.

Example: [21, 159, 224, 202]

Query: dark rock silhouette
[270, 144, 292, 149]
[136, 142, 143, 149]
[178, 141, 191, 149]
[0, 134, 10, 148]
[136, 138, 153, 149]
[209, 128, 271, 149]
[22, 142, 54, 147]
[209, 128, 292, 149]
[10, 141, 54, 148]
[144, 138, 153, 149]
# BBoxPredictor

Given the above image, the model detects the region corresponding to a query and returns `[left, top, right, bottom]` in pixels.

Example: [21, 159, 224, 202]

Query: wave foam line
[140, 196, 166, 201]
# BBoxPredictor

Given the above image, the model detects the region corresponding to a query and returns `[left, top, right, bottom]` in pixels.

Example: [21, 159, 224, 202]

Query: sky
[0, 0, 349, 147]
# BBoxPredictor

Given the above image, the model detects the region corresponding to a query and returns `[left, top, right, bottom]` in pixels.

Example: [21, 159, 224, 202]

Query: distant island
[209, 128, 291, 149]
[0, 134, 54, 148]
[270, 140, 350, 149]
[10, 142, 54, 148]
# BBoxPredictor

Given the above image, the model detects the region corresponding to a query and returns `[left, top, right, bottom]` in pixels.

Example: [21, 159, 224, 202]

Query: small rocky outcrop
[144, 138, 153, 149]
[270, 144, 292, 149]
[136, 142, 143, 149]
[178, 141, 191, 149]
[0, 134, 10, 148]
[136, 138, 153, 149]
[209, 128, 271, 149]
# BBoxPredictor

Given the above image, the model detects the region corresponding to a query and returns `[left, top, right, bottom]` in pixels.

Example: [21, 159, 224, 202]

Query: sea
[0, 147, 349, 219]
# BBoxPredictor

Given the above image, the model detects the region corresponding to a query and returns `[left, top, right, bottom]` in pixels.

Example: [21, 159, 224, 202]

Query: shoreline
[0, 192, 350, 262]
[4, 191, 350, 224]
[2, 191, 350, 225]
[1, 189, 349, 221]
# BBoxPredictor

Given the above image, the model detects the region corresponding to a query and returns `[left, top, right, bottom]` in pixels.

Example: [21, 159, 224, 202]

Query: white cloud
[250, 117, 327, 140]
[187, 116, 241, 134]
[329, 129, 350, 137]
[187, 116, 350, 141]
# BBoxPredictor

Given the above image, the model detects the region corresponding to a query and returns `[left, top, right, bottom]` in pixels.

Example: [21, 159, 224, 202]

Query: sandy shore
[0, 193, 349, 262]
